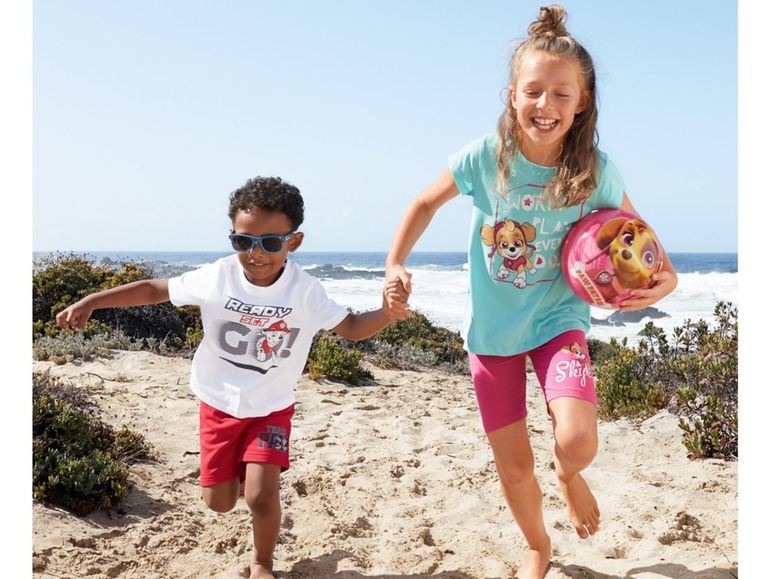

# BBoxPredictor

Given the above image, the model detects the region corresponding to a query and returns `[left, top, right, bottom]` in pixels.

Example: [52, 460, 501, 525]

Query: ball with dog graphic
[561, 209, 663, 309]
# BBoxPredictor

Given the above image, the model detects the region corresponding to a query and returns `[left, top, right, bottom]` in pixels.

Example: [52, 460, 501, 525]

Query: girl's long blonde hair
[496, 5, 599, 208]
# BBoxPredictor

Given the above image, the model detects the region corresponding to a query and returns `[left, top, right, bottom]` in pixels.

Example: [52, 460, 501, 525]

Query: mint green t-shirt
[450, 133, 625, 355]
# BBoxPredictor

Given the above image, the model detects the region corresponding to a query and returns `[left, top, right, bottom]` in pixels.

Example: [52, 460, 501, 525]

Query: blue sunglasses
[229, 231, 296, 254]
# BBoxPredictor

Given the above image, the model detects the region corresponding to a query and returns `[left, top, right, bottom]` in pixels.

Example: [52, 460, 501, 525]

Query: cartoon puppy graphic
[561, 342, 586, 362]
[596, 217, 661, 291]
[481, 219, 537, 288]
[255, 320, 291, 365]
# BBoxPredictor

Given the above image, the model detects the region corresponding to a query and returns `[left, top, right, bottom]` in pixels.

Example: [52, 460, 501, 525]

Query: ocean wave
[303, 263, 386, 280]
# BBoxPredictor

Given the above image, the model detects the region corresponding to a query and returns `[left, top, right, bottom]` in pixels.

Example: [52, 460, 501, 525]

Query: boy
[56, 176, 408, 578]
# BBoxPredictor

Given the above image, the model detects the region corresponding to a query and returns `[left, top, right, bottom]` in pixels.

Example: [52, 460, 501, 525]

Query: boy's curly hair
[228, 176, 305, 230]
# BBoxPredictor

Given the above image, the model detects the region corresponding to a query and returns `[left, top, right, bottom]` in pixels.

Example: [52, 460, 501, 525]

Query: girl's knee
[554, 429, 597, 469]
[550, 398, 598, 467]
[495, 455, 536, 489]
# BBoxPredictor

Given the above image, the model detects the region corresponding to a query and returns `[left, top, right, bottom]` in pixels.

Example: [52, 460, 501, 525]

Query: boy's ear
[288, 232, 304, 252]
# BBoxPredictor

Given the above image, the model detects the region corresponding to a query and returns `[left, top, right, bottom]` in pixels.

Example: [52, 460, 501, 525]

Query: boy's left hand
[616, 270, 677, 312]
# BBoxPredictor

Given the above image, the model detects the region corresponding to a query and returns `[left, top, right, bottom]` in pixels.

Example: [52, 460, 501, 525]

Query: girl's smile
[531, 117, 559, 131]
[511, 50, 588, 165]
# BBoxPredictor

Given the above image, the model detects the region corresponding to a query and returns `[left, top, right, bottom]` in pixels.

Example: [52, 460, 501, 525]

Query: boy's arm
[56, 279, 170, 331]
[331, 279, 407, 341]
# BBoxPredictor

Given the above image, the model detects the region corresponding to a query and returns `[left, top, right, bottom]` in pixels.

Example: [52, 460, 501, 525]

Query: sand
[32, 350, 737, 578]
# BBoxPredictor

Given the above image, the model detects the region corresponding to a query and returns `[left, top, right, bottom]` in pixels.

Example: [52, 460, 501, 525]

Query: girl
[383, 5, 677, 578]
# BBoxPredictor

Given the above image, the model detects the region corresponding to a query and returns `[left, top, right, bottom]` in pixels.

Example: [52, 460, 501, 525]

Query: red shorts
[198, 401, 294, 487]
[469, 330, 596, 433]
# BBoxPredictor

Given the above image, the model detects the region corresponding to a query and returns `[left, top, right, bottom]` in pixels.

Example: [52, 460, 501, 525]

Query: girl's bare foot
[248, 562, 275, 579]
[515, 536, 551, 579]
[558, 473, 600, 538]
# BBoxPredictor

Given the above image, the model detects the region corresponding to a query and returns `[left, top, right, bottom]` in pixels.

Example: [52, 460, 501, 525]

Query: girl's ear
[509, 85, 517, 109]
[288, 231, 304, 252]
[576, 90, 591, 114]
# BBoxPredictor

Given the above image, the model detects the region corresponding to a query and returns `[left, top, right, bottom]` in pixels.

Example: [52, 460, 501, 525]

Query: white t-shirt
[168, 255, 349, 418]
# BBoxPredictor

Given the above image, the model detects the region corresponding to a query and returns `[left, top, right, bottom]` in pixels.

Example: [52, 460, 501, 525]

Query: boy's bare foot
[558, 473, 600, 538]
[514, 537, 551, 579]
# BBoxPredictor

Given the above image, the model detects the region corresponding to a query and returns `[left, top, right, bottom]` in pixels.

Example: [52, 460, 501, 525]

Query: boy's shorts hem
[199, 402, 294, 488]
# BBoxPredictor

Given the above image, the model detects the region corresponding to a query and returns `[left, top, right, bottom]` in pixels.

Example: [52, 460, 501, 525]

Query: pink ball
[561, 209, 663, 309]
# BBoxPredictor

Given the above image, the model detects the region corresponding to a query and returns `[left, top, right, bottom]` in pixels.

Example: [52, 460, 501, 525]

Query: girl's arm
[56, 279, 171, 331]
[616, 193, 678, 311]
[384, 169, 461, 319]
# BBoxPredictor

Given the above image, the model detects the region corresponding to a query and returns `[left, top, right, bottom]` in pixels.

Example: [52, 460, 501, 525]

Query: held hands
[383, 267, 413, 321]
[616, 270, 677, 312]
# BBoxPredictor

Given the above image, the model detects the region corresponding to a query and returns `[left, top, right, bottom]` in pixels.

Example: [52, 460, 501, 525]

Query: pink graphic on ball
[561, 209, 663, 309]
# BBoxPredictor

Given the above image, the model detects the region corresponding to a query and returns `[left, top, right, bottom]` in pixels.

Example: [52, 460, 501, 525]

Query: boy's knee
[202, 483, 240, 513]
[204, 494, 238, 513]
[245, 487, 280, 516]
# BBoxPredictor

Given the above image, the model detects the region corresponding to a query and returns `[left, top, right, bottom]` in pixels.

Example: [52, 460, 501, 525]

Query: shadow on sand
[554, 561, 738, 579]
[276, 548, 478, 578]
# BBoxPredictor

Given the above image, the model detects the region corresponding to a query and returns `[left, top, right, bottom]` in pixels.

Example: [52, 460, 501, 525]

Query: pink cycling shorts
[198, 401, 294, 487]
[469, 330, 596, 433]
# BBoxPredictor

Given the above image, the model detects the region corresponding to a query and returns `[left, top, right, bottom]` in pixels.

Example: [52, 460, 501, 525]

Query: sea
[40, 251, 738, 345]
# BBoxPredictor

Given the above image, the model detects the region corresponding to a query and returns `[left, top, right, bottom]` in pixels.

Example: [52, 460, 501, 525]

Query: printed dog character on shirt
[593, 217, 661, 300]
[481, 219, 537, 288]
[255, 320, 291, 365]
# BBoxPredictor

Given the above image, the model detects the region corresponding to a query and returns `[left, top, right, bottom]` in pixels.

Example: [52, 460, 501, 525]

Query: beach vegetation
[357, 311, 469, 373]
[33, 371, 156, 516]
[33, 253, 195, 351]
[594, 301, 738, 460]
[307, 332, 369, 385]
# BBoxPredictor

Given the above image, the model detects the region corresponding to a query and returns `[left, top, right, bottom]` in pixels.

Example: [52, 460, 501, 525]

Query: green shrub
[677, 388, 738, 460]
[33, 253, 113, 326]
[33, 372, 155, 515]
[33, 253, 200, 351]
[307, 332, 368, 385]
[357, 311, 468, 373]
[177, 305, 204, 350]
[594, 301, 738, 460]
[586, 337, 617, 366]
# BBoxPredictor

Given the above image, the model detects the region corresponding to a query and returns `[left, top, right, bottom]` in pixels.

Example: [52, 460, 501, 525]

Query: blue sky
[27, 0, 738, 254]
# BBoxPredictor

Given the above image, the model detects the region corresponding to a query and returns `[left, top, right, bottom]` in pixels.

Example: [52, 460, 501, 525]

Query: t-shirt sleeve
[167, 262, 218, 307]
[306, 279, 350, 331]
[449, 136, 487, 197]
[594, 152, 626, 208]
